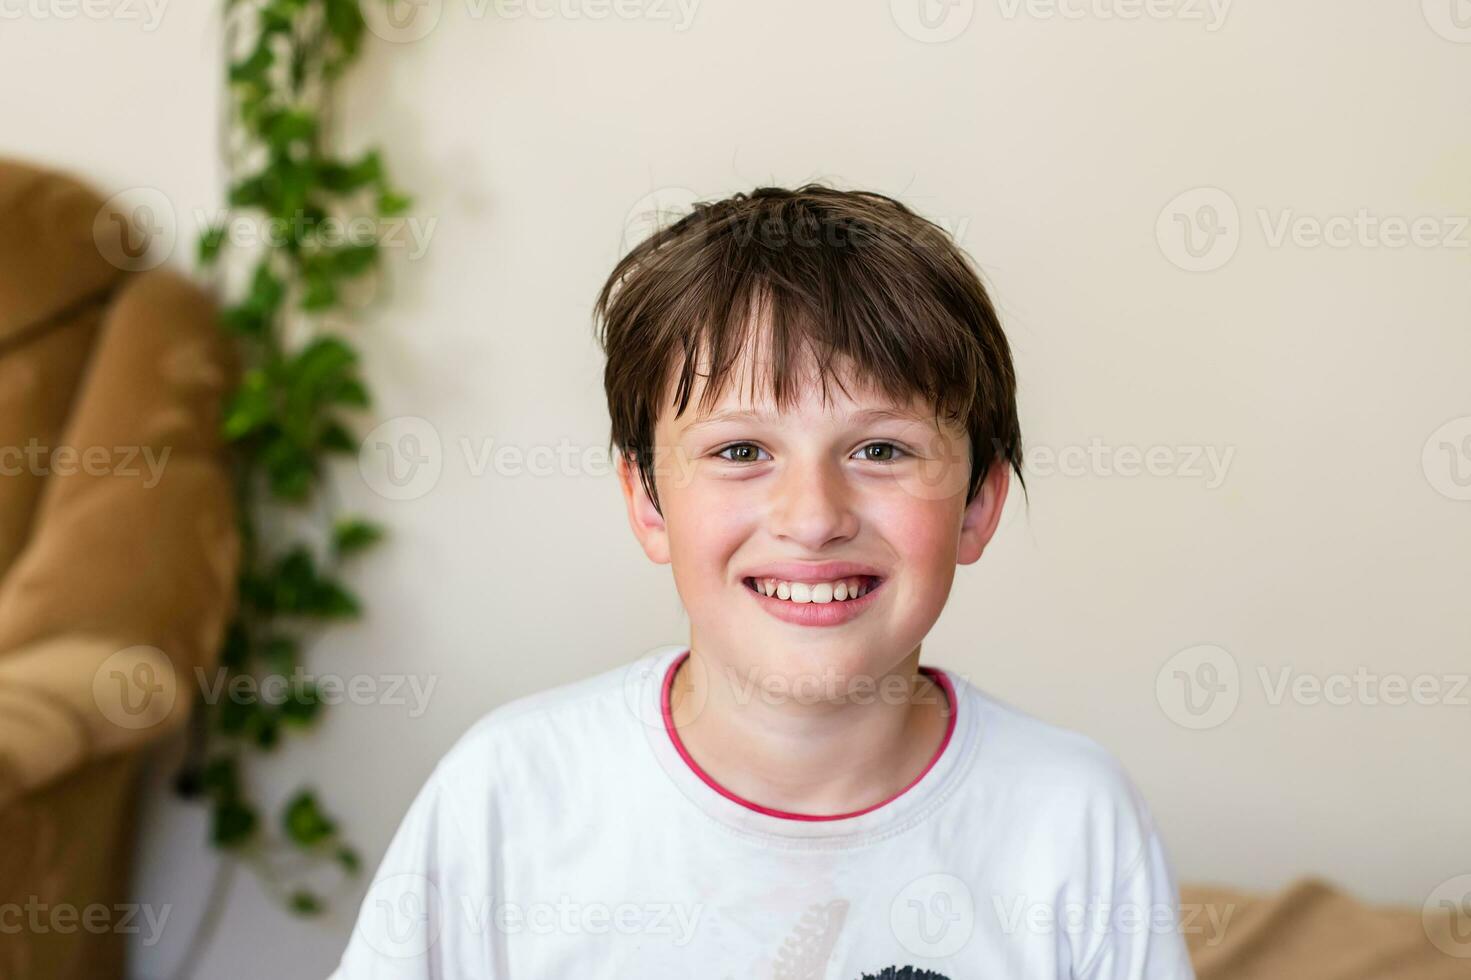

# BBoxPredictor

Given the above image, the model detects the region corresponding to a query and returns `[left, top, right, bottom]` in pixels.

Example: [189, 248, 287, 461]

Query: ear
[957, 462, 1010, 565]
[617, 450, 671, 565]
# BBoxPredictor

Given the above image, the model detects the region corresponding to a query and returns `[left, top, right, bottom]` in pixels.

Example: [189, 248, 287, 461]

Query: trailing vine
[176, 0, 412, 916]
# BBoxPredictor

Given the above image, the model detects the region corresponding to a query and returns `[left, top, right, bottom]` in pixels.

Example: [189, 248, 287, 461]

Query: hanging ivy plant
[176, 0, 413, 916]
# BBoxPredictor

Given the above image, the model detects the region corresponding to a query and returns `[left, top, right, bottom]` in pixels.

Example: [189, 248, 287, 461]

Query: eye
[714, 442, 770, 463]
[854, 442, 907, 462]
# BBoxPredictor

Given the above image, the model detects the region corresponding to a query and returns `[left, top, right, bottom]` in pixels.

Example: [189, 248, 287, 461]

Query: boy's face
[617, 335, 1009, 695]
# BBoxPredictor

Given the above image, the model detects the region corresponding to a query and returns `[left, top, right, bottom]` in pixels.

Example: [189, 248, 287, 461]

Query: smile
[741, 575, 886, 627]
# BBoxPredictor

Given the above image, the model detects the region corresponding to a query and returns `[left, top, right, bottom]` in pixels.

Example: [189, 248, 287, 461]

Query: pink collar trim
[659, 648, 958, 822]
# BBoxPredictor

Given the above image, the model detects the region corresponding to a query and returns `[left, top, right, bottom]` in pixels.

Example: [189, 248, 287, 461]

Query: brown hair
[593, 183, 1024, 514]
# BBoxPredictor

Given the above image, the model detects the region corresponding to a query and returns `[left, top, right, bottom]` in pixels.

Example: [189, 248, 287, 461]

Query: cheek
[875, 489, 963, 556]
[663, 482, 757, 585]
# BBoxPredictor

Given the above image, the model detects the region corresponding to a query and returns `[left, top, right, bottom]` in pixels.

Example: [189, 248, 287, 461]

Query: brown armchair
[0, 158, 240, 980]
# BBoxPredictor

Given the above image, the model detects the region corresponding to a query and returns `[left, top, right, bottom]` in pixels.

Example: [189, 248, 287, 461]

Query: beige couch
[0, 158, 240, 979]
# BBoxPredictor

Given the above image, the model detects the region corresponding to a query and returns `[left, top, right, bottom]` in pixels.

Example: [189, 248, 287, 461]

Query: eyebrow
[682, 406, 932, 432]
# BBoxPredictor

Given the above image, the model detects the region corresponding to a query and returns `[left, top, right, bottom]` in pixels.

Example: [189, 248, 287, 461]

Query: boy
[330, 185, 1195, 978]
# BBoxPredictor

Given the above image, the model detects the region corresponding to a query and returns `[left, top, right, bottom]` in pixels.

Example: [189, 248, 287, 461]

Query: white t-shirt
[330, 645, 1196, 980]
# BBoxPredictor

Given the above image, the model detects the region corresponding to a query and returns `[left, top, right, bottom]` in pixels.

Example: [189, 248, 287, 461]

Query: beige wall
[3, 1, 1468, 976]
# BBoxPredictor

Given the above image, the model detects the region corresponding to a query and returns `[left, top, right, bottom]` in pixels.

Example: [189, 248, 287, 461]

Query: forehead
[657, 325, 937, 434]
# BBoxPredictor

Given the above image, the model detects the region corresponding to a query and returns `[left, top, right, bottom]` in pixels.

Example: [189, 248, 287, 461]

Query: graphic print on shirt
[773, 899, 850, 979]
[766, 898, 952, 980]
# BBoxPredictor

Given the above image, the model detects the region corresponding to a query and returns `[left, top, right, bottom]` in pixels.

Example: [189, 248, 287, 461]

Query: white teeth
[750, 576, 876, 604]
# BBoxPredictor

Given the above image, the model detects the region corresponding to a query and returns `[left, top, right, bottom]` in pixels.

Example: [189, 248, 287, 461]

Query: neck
[665, 640, 951, 817]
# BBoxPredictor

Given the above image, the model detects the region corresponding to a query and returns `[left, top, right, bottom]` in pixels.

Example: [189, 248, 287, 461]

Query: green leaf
[260, 0, 306, 34]
[199, 223, 228, 265]
[279, 337, 363, 448]
[239, 570, 277, 616]
[324, 0, 366, 65]
[228, 42, 273, 84]
[332, 378, 370, 407]
[335, 845, 361, 874]
[261, 634, 300, 672]
[377, 190, 412, 217]
[228, 175, 268, 209]
[289, 890, 324, 916]
[220, 619, 250, 669]
[316, 150, 382, 193]
[333, 242, 379, 277]
[290, 336, 358, 388]
[272, 160, 314, 223]
[212, 798, 258, 847]
[313, 580, 361, 618]
[283, 790, 337, 847]
[300, 271, 337, 311]
[281, 680, 321, 726]
[219, 303, 266, 337]
[201, 756, 241, 798]
[248, 705, 281, 749]
[333, 518, 383, 556]
[221, 369, 275, 440]
[265, 109, 318, 152]
[317, 420, 358, 453]
[261, 436, 316, 501]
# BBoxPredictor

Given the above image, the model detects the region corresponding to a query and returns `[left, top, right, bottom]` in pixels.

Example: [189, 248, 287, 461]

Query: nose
[766, 453, 859, 550]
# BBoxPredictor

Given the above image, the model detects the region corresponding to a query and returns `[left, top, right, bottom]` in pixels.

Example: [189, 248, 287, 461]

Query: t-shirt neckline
[640, 646, 979, 846]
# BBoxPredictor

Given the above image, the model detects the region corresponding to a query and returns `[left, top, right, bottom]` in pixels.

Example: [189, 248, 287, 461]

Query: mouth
[741, 575, 884, 604]
[740, 574, 887, 627]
